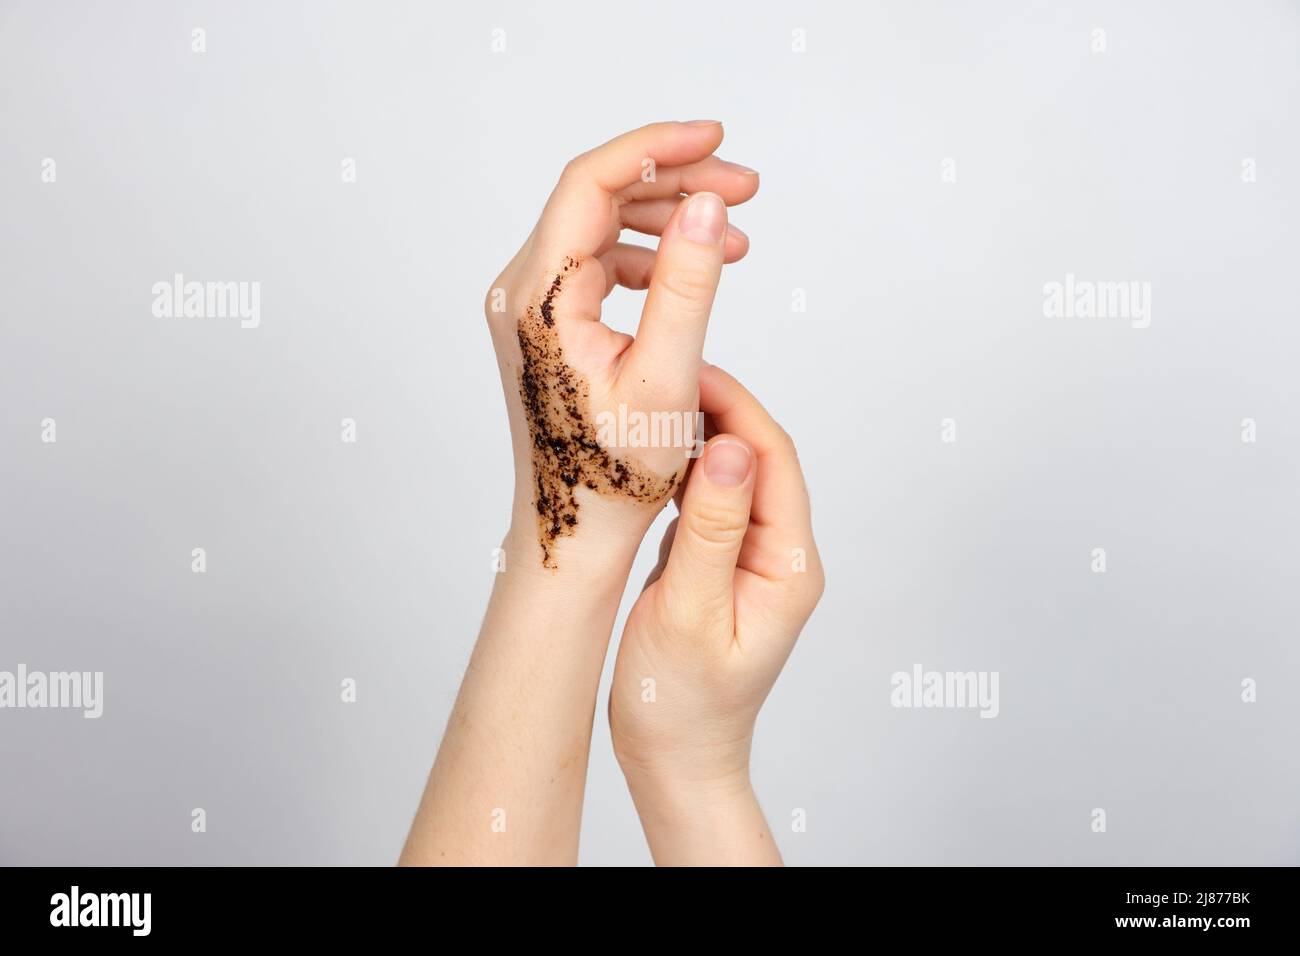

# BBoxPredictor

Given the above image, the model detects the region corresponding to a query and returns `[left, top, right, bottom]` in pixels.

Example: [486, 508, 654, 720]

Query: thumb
[660, 435, 755, 617]
[620, 192, 728, 398]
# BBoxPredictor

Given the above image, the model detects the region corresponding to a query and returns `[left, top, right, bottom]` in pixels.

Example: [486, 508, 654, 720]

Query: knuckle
[659, 265, 716, 303]
[806, 563, 827, 606]
[559, 155, 589, 185]
[788, 559, 825, 617]
[686, 501, 747, 546]
[482, 276, 513, 325]
[774, 423, 799, 458]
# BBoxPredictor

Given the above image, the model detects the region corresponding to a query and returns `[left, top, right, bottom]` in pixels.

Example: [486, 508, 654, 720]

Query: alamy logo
[890, 664, 999, 718]
[1042, 273, 1151, 328]
[50, 886, 150, 936]
[152, 273, 261, 328]
[0, 665, 103, 718]
[595, 404, 706, 458]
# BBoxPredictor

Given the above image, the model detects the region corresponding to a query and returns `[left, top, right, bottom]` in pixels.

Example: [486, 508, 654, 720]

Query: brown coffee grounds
[517, 257, 681, 568]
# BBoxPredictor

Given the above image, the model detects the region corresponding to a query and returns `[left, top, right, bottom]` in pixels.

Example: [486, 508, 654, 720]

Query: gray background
[2, 0, 1297, 865]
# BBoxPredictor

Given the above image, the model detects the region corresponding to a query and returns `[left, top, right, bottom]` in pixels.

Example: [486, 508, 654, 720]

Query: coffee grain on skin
[517, 257, 681, 568]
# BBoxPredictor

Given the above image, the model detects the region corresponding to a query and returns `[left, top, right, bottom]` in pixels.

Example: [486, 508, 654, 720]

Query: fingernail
[680, 192, 726, 245]
[704, 439, 751, 487]
[723, 161, 759, 175]
[684, 119, 721, 127]
[726, 223, 748, 243]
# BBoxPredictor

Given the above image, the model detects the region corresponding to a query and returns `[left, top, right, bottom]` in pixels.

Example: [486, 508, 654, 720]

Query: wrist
[504, 491, 663, 578]
[493, 520, 638, 609]
[620, 765, 781, 867]
[623, 765, 754, 817]
[611, 710, 756, 800]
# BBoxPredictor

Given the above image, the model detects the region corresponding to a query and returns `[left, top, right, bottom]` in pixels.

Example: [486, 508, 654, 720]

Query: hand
[401, 123, 760, 866]
[608, 364, 825, 865]
[484, 121, 759, 572]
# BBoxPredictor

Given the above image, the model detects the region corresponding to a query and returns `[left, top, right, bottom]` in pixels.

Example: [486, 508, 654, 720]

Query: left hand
[484, 121, 760, 571]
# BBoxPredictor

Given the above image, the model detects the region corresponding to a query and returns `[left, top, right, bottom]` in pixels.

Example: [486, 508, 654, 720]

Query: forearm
[624, 770, 783, 867]
[399, 524, 635, 866]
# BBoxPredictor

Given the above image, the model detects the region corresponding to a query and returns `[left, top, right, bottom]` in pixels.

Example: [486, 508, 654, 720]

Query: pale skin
[399, 122, 824, 866]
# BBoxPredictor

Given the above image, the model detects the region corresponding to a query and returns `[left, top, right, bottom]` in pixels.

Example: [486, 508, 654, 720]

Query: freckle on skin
[516, 256, 682, 568]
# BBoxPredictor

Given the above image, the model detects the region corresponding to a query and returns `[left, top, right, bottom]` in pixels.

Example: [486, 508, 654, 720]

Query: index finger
[697, 362, 813, 538]
[536, 121, 726, 255]
[566, 121, 725, 193]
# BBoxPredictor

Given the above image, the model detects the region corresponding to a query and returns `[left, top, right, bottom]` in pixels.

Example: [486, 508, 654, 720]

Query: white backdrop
[1, 0, 1297, 864]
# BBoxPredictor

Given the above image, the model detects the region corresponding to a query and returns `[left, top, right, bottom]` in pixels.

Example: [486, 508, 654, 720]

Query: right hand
[609, 363, 826, 797]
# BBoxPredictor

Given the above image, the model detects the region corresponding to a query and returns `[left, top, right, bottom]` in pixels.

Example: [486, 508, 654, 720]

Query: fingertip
[665, 119, 724, 154]
[698, 359, 733, 391]
[701, 434, 754, 488]
[723, 224, 749, 262]
[721, 162, 760, 201]
[680, 120, 724, 143]
[677, 191, 728, 246]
